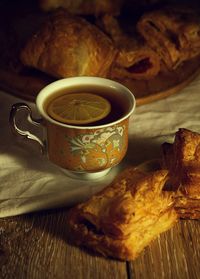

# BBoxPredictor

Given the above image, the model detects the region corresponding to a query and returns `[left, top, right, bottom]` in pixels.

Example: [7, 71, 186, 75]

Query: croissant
[100, 15, 160, 80]
[137, 5, 200, 70]
[67, 167, 177, 260]
[162, 128, 200, 219]
[20, 10, 117, 79]
[39, 0, 124, 16]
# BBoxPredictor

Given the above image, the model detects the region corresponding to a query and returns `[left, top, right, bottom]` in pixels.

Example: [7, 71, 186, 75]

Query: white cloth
[0, 76, 200, 217]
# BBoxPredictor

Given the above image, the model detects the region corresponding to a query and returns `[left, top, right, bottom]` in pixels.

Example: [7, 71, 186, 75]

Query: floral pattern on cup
[65, 125, 126, 171]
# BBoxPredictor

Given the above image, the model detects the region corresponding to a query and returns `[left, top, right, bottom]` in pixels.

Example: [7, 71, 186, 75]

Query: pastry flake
[162, 128, 200, 219]
[99, 15, 160, 80]
[20, 9, 117, 79]
[137, 5, 200, 70]
[67, 168, 177, 260]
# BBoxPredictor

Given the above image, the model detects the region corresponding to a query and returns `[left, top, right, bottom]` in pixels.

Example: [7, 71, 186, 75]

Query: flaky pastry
[67, 167, 177, 260]
[20, 9, 117, 79]
[162, 128, 200, 219]
[100, 15, 160, 80]
[137, 5, 200, 70]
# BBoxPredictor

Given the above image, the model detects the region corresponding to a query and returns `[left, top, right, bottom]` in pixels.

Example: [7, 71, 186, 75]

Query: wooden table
[0, 0, 200, 277]
[0, 208, 199, 279]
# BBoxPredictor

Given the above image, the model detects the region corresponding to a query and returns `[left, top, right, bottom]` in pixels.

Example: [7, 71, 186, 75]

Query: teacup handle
[9, 103, 46, 153]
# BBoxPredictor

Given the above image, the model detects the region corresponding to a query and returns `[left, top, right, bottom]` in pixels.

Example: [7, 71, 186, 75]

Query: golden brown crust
[161, 128, 200, 219]
[162, 128, 200, 197]
[99, 15, 160, 80]
[175, 189, 200, 219]
[67, 168, 177, 260]
[20, 9, 117, 79]
[137, 5, 200, 70]
[39, 0, 124, 16]
[175, 209, 200, 219]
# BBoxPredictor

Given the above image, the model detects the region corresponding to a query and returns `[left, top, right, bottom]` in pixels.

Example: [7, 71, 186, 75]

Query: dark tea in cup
[44, 85, 129, 126]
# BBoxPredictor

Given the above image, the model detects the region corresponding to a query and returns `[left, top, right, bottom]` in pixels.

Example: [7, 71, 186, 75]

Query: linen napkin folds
[0, 75, 200, 217]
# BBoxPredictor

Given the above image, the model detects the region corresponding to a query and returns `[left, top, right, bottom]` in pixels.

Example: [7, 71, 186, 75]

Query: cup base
[61, 168, 111, 180]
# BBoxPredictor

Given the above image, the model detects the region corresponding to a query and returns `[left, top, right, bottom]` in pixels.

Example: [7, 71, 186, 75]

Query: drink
[44, 85, 128, 126]
[11, 76, 135, 178]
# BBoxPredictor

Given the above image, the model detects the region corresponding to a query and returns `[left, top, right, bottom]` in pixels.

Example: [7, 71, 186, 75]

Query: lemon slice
[47, 93, 111, 125]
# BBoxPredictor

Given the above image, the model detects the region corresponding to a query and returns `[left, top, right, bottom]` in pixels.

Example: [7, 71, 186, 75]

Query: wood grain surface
[0, 208, 199, 279]
[0, 1, 200, 277]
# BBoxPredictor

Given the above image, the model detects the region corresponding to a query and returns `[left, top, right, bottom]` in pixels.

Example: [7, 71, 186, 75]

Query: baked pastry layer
[20, 9, 117, 79]
[100, 15, 160, 80]
[137, 5, 200, 70]
[67, 167, 177, 260]
[162, 128, 200, 219]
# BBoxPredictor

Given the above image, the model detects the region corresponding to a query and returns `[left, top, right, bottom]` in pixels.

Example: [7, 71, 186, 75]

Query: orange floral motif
[80, 143, 108, 170]
[66, 125, 125, 171]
